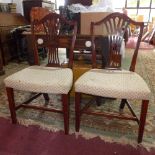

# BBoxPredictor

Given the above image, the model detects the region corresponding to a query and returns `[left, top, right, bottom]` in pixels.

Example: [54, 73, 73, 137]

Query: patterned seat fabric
[75, 69, 151, 100]
[4, 66, 73, 94]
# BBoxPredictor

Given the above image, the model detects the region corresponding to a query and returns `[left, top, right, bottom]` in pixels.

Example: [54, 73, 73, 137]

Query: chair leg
[62, 94, 69, 134]
[95, 96, 102, 106]
[6, 87, 17, 124]
[43, 93, 49, 105]
[138, 100, 149, 143]
[75, 92, 81, 132]
[119, 99, 126, 112]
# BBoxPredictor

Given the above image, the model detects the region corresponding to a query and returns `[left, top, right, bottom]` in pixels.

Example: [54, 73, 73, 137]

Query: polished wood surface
[0, 13, 28, 26]
[23, 31, 109, 65]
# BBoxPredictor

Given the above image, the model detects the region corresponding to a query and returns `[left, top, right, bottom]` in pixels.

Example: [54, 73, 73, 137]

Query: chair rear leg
[138, 100, 149, 143]
[119, 99, 126, 113]
[62, 94, 69, 134]
[43, 93, 49, 105]
[75, 92, 81, 132]
[95, 96, 102, 106]
[6, 87, 17, 124]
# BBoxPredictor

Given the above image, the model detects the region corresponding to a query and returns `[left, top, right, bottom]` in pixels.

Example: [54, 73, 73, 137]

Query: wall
[0, 0, 23, 14]
[13, 0, 23, 14]
[0, 0, 11, 3]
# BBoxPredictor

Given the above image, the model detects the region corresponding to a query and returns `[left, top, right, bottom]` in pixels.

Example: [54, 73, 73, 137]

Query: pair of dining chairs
[4, 12, 151, 143]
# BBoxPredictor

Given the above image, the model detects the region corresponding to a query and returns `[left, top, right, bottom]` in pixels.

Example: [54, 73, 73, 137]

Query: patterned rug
[0, 49, 155, 150]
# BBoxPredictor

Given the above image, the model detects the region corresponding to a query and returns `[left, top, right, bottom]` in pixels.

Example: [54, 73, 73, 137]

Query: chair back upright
[90, 12, 144, 71]
[31, 12, 77, 68]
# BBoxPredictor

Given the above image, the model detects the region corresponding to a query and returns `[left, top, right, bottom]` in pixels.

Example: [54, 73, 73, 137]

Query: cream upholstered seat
[74, 12, 150, 143]
[75, 69, 150, 100]
[4, 13, 77, 134]
[4, 66, 73, 94]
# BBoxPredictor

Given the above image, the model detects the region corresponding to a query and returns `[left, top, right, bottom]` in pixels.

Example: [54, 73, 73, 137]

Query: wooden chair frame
[5, 13, 77, 134]
[75, 12, 148, 143]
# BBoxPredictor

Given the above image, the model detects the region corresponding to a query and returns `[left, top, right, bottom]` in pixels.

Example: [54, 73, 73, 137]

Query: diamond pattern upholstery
[75, 69, 151, 100]
[4, 66, 73, 94]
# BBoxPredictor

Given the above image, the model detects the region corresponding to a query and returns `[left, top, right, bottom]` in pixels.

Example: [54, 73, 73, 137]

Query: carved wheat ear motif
[91, 12, 143, 70]
[42, 17, 60, 67]
[32, 12, 77, 68]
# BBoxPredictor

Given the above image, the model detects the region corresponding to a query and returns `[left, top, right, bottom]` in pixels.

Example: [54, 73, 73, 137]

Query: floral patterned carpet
[0, 49, 155, 149]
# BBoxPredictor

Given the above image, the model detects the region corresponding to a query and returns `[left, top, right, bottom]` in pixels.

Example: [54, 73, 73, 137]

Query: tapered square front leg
[75, 92, 81, 132]
[138, 100, 149, 143]
[62, 94, 69, 134]
[6, 87, 17, 124]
